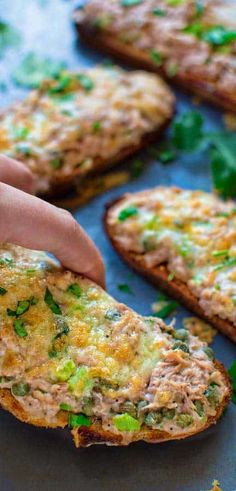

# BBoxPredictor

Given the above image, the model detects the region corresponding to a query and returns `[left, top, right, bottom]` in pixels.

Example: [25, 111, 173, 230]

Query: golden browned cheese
[105, 187, 236, 341]
[0, 244, 231, 447]
[0, 66, 174, 196]
[75, 0, 236, 112]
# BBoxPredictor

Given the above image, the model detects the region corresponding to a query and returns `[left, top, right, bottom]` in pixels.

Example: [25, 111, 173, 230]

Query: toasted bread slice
[0, 244, 231, 447]
[75, 0, 236, 113]
[0, 66, 174, 198]
[104, 187, 236, 343]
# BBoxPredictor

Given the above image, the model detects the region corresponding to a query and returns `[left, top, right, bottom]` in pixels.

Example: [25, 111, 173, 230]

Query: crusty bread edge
[104, 196, 236, 343]
[0, 359, 231, 447]
[76, 22, 236, 114]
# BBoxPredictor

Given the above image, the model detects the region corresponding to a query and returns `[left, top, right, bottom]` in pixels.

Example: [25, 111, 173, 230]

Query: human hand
[0, 158, 105, 287]
[0, 154, 35, 194]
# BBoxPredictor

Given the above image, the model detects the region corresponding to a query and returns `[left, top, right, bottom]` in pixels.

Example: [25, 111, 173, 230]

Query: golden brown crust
[104, 197, 236, 343]
[76, 22, 236, 114]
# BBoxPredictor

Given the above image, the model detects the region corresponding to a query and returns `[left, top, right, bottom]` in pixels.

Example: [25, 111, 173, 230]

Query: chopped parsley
[92, 120, 101, 133]
[11, 126, 29, 140]
[13, 53, 66, 88]
[44, 288, 62, 315]
[0, 287, 7, 296]
[153, 300, 179, 319]
[150, 50, 163, 66]
[67, 283, 82, 298]
[13, 319, 28, 338]
[117, 283, 133, 295]
[202, 26, 236, 47]
[7, 296, 38, 318]
[76, 73, 94, 92]
[0, 257, 13, 267]
[48, 74, 72, 94]
[152, 8, 166, 16]
[118, 206, 138, 221]
[49, 157, 64, 170]
[229, 360, 236, 405]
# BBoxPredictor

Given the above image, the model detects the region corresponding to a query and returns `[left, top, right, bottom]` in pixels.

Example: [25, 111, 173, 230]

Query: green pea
[204, 383, 219, 406]
[176, 413, 193, 428]
[172, 341, 190, 353]
[203, 347, 215, 360]
[173, 329, 189, 341]
[194, 400, 204, 417]
[12, 382, 30, 396]
[119, 401, 137, 419]
[144, 411, 162, 427]
[162, 408, 175, 420]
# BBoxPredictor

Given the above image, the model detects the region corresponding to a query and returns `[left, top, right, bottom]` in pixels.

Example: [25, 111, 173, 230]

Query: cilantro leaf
[13, 53, 66, 88]
[202, 26, 236, 46]
[117, 283, 133, 295]
[210, 132, 236, 198]
[229, 360, 236, 404]
[172, 111, 204, 151]
[153, 300, 179, 319]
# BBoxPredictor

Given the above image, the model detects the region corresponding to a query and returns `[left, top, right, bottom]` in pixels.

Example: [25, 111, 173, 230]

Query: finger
[0, 182, 105, 287]
[0, 155, 35, 194]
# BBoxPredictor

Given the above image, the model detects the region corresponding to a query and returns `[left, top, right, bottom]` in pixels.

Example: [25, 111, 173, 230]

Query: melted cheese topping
[76, 0, 236, 102]
[107, 187, 236, 326]
[0, 66, 174, 194]
[0, 244, 229, 444]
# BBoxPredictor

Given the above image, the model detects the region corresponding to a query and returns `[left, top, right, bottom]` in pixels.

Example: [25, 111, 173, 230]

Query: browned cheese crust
[0, 67, 175, 198]
[104, 197, 236, 343]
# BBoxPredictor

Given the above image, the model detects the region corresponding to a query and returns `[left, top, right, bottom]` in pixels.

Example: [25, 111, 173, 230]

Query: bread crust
[76, 22, 236, 114]
[0, 361, 231, 447]
[104, 197, 236, 343]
